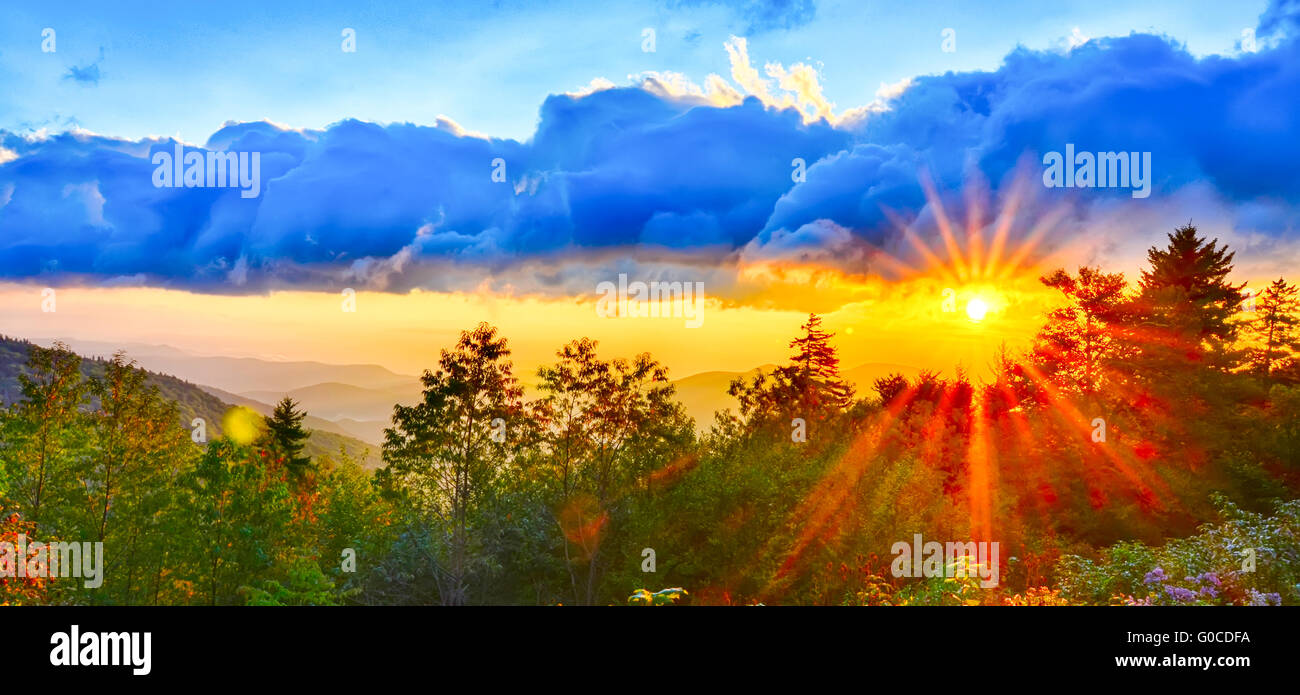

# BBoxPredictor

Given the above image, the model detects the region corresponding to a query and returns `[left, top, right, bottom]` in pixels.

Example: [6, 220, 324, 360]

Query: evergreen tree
[729, 313, 855, 429]
[264, 397, 313, 478]
[788, 313, 855, 409]
[1244, 277, 1300, 379]
[1128, 223, 1245, 371]
[1106, 225, 1249, 473]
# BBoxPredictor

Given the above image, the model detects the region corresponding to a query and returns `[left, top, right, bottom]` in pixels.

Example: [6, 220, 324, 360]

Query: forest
[1, 223, 1297, 606]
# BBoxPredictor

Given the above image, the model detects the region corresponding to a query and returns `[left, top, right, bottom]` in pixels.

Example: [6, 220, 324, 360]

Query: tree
[0, 513, 47, 605]
[872, 373, 910, 408]
[788, 313, 855, 410]
[310, 451, 395, 600]
[0, 342, 91, 531]
[263, 397, 313, 481]
[1244, 277, 1300, 380]
[728, 313, 855, 433]
[1033, 267, 1130, 395]
[379, 323, 525, 605]
[175, 438, 294, 605]
[88, 353, 194, 603]
[534, 338, 693, 605]
[1128, 223, 1245, 372]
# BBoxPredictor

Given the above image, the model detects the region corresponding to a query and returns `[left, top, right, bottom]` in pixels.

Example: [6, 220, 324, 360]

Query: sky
[0, 0, 1273, 141]
[1, 0, 1298, 381]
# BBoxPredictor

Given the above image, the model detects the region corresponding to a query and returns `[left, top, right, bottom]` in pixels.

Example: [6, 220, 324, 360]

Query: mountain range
[4, 336, 382, 469]
[18, 337, 921, 450]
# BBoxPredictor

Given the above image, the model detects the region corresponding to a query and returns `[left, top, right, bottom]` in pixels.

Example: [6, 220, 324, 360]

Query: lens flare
[222, 406, 263, 445]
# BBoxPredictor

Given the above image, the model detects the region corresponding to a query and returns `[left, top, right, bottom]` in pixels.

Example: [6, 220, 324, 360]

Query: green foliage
[378, 323, 526, 605]
[527, 337, 695, 605]
[242, 558, 341, 606]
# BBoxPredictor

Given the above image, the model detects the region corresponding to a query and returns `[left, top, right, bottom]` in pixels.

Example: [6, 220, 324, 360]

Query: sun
[966, 297, 989, 322]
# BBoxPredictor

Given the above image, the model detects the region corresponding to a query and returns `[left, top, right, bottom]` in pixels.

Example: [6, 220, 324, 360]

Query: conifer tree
[787, 313, 855, 410]
[1244, 277, 1300, 379]
[727, 313, 855, 431]
[265, 397, 313, 478]
[1128, 223, 1245, 371]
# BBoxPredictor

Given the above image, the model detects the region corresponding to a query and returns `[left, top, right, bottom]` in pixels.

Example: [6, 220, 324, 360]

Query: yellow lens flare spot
[221, 406, 263, 446]
[966, 297, 990, 322]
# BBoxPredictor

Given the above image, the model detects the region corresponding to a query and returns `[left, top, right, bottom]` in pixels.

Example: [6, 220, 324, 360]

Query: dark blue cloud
[761, 11, 1300, 260]
[0, 89, 847, 291]
[774, 31, 1300, 242]
[3, 0, 1300, 293]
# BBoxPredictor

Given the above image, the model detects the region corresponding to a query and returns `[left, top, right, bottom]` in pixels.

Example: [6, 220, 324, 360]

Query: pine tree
[1129, 223, 1245, 370]
[264, 397, 312, 478]
[1245, 277, 1300, 379]
[727, 314, 856, 431]
[787, 313, 855, 410]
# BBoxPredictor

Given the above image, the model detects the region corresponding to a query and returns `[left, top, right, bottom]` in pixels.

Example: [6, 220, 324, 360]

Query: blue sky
[1, 0, 1298, 296]
[0, 0, 1271, 141]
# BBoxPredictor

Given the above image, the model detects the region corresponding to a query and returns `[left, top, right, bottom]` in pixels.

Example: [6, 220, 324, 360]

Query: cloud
[1259, 0, 1300, 39]
[0, 88, 848, 293]
[3, 0, 1300, 297]
[63, 48, 105, 86]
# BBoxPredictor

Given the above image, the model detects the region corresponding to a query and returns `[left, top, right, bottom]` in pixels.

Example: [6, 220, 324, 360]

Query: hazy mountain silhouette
[23, 337, 921, 441]
[3, 336, 382, 468]
[30, 337, 418, 394]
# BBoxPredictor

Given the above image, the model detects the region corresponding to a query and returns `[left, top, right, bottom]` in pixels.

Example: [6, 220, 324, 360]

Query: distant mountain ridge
[240, 381, 423, 422]
[1, 336, 382, 469]
[29, 337, 418, 394]
[21, 337, 923, 439]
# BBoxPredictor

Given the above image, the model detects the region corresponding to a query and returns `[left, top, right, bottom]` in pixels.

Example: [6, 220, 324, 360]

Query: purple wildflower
[1246, 589, 1282, 606]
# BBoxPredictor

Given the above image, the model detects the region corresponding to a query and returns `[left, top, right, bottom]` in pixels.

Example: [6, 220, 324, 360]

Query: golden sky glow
[0, 272, 1056, 382]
